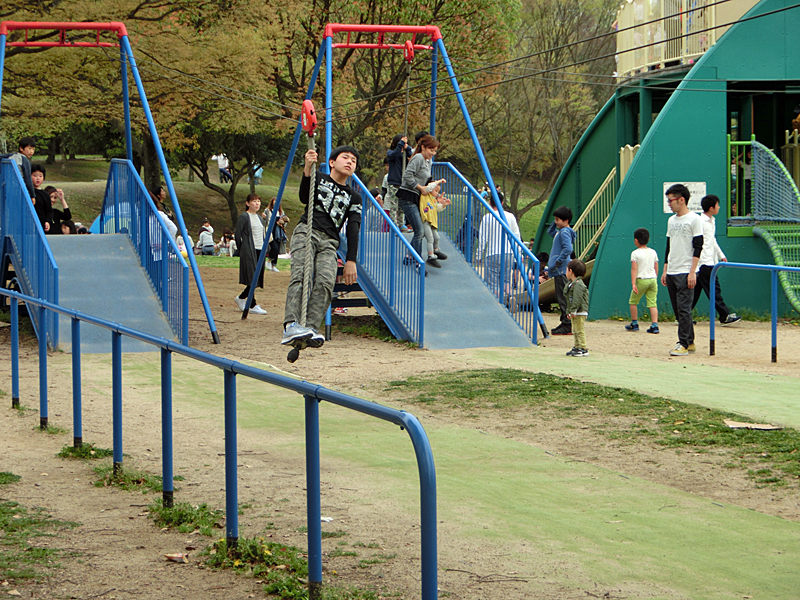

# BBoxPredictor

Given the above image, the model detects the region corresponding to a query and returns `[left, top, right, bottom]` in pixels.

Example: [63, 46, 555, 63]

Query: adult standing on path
[397, 135, 444, 265]
[234, 193, 267, 315]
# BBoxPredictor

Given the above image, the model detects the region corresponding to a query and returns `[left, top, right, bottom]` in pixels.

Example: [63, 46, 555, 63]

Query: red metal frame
[324, 23, 440, 50]
[0, 21, 127, 47]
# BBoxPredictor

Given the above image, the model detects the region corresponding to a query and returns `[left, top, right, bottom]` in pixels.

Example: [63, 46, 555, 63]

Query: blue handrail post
[38, 305, 48, 430]
[325, 36, 333, 167]
[223, 369, 238, 547]
[112, 331, 123, 475]
[305, 394, 323, 600]
[71, 317, 82, 448]
[403, 414, 438, 600]
[161, 239, 168, 311]
[771, 270, 778, 363]
[0, 33, 7, 116]
[161, 348, 174, 507]
[11, 297, 19, 408]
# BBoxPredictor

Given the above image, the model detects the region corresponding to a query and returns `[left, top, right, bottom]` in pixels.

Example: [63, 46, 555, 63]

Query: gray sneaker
[307, 328, 325, 348]
[723, 313, 742, 325]
[281, 322, 313, 345]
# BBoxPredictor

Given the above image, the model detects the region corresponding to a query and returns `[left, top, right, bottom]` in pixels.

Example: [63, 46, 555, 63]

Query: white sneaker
[250, 305, 267, 315]
[234, 296, 247, 311]
[270, 265, 280, 272]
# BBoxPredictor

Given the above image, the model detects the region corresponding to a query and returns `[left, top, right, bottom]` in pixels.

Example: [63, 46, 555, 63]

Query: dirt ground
[1, 264, 799, 599]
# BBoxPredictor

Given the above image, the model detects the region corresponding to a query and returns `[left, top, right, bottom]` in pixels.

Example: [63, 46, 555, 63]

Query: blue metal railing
[0, 286, 437, 600]
[99, 159, 189, 344]
[709, 262, 800, 362]
[352, 174, 427, 346]
[0, 159, 60, 348]
[431, 162, 542, 342]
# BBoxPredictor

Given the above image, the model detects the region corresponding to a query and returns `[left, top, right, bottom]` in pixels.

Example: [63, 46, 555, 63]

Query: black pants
[238, 286, 257, 308]
[268, 239, 281, 266]
[553, 274, 568, 325]
[692, 265, 731, 322]
[666, 273, 694, 348]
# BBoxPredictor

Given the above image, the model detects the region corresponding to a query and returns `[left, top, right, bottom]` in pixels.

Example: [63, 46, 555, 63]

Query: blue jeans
[398, 194, 424, 259]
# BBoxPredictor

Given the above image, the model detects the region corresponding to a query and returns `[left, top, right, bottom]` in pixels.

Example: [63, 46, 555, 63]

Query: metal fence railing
[431, 162, 541, 342]
[0, 159, 59, 348]
[352, 174, 426, 345]
[709, 262, 800, 362]
[572, 167, 617, 261]
[1, 286, 437, 600]
[615, 0, 753, 80]
[99, 159, 189, 344]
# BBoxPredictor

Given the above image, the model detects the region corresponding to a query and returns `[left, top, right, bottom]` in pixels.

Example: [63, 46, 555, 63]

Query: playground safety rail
[709, 261, 800, 362]
[0, 159, 59, 348]
[0, 286, 437, 600]
[431, 162, 543, 343]
[351, 176, 427, 345]
[98, 159, 189, 344]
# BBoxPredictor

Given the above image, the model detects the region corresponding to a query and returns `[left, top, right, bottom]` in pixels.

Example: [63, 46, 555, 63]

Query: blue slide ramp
[412, 235, 533, 350]
[47, 234, 175, 353]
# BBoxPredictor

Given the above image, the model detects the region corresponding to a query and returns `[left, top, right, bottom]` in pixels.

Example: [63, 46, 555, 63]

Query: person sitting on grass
[625, 227, 660, 334]
[281, 145, 362, 348]
[565, 259, 589, 357]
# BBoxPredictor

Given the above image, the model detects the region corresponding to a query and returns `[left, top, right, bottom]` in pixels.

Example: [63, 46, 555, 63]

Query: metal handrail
[0, 159, 60, 348]
[431, 162, 542, 342]
[98, 159, 189, 344]
[351, 174, 427, 346]
[709, 261, 800, 362]
[573, 167, 617, 261]
[0, 285, 437, 600]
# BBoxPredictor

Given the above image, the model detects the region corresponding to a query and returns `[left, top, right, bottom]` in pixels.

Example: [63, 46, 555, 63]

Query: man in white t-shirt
[660, 183, 703, 356]
[691, 194, 741, 325]
[475, 201, 521, 296]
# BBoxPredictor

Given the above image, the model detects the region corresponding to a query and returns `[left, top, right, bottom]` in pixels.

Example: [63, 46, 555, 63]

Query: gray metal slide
[47, 234, 175, 353]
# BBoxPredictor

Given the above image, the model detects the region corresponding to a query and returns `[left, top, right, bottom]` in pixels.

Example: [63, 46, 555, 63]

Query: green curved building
[533, 0, 800, 319]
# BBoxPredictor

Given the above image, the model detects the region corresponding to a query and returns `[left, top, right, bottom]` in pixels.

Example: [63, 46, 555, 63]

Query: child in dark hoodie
[547, 206, 577, 335]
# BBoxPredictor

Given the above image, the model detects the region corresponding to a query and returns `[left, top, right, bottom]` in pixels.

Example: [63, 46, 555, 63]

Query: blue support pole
[182, 265, 190, 345]
[305, 394, 323, 600]
[771, 270, 778, 363]
[224, 369, 238, 546]
[71, 318, 82, 447]
[38, 305, 48, 430]
[0, 33, 6, 117]
[119, 36, 220, 344]
[161, 348, 174, 507]
[243, 47, 325, 319]
[403, 414, 438, 600]
[112, 331, 123, 475]
[325, 36, 333, 169]
[11, 297, 19, 408]
[429, 45, 438, 137]
[121, 47, 133, 163]
[709, 268, 717, 356]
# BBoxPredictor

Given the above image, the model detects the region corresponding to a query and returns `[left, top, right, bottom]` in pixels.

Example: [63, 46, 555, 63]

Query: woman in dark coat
[234, 193, 267, 315]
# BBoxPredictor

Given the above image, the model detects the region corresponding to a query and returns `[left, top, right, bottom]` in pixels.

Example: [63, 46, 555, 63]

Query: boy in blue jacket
[547, 206, 577, 335]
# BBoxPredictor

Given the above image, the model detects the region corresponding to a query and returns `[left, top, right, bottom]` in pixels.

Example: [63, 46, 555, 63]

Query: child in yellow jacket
[419, 180, 451, 268]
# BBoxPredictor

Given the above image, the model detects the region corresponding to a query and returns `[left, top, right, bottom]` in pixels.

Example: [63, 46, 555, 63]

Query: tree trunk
[248, 163, 256, 195]
[61, 139, 68, 174]
[46, 138, 57, 165]
[142, 134, 160, 191]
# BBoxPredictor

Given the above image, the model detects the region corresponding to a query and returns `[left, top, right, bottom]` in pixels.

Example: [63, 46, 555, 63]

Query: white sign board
[662, 182, 706, 213]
